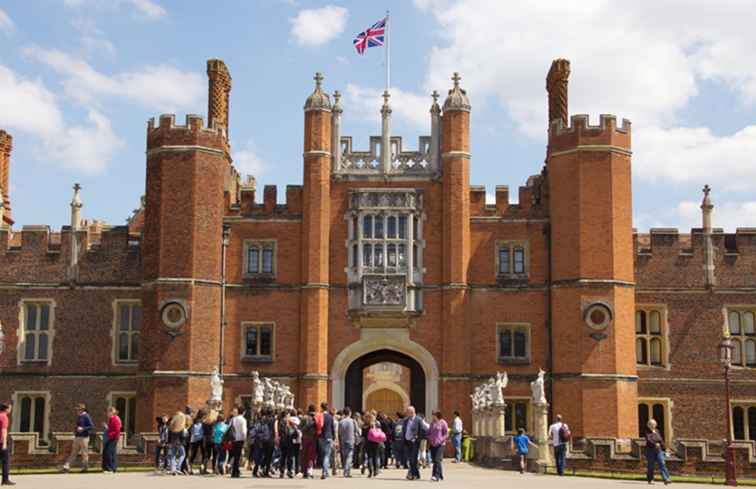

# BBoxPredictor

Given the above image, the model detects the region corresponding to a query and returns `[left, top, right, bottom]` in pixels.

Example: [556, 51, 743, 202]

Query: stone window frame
[725, 306, 756, 369]
[731, 400, 756, 441]
[111, 299, 141, 366]
[637, 397, 673, 444]
[496, 323, 531, 365]
[503, 396, 532, 435]
[243, 240, 277, 279]
[11, 390, 51, 447]
[635, 305, 671, 369]
[240, 321, 275, 363]
[495, 240, 529, 279]
[106, 391, 137, 447]
[17, 299, 56, 366]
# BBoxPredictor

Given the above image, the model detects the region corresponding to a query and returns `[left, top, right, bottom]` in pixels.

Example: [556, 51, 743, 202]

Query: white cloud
[0, 64, 123, 173]
[344, 83, 432, 130]
[677, 200, 756, 232]
[233, 141, 267, 177]
[71, 18, 116, 57]
[0, 8, 14, 33]
[289, 5, 348, 47]
[23, 46, 203, 111]
[64, 0, 166, 20]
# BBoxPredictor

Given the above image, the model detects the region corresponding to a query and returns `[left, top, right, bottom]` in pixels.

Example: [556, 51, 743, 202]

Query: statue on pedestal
[263, 378, 274, 407]
[251, 371, 264, 407]
[210, 367, 223, 402]
[531, 369, 547, 406]
[494, 371, 508, 406]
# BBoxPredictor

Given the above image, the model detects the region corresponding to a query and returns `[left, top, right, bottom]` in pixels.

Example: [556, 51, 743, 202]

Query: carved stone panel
[363, 275, 406, 306]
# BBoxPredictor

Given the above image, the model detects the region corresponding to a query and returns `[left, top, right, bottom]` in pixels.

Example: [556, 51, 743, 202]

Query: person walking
[290, 409, 302, 477]
[548, 414, 570, 476]
[201, 410, 216, 474]
[645, 419, 671, 485]
[155, 416, 169, 472]
[402, 405, 425, 481]
[0, 402, 14, 486]
[451, 411, 463, 464]
[365, 413, 386, 478]
[512, 428, 530, 474]
[428, 411, 449, 482]
[167, 410, 187, 476]
[392, 412, 406, 469]
[300, 406, 318, 479]
[229, 406, 247, 478]
[338, 407, 357, 478]
[62, 403, 94, 473]
[187, 410, 206, 474]
[277, 410, 297, 478]
[101, 406, 122, 473]
[318, 402, 336, 480]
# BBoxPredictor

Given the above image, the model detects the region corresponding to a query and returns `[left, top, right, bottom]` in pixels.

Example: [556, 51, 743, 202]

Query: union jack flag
[353, 17, 386, 55]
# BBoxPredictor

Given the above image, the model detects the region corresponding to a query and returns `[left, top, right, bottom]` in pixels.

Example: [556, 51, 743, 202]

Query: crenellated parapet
[635, 228, 756, 256]
[335, 135, 438, 179]
[146, 114, 229, 154]
[549, 114, 632, 155]
[234, 184, 303, 218]
[0, 223, 141, 284]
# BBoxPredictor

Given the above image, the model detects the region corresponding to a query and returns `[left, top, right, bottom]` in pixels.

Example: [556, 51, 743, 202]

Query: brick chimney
[206, 59, 232, 138]
[546, 58, 570, 127]
[0, 130, 12, 226]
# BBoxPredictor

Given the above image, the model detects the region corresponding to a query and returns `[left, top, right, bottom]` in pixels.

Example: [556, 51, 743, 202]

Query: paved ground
[7, 463, 722, 488]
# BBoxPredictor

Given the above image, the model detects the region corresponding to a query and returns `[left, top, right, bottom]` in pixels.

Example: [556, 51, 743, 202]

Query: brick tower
[137, 60, 232, 430]
[440, 73, 472, 415]
[299, 73, 332, 405]
[546, 59, 638, 438]
[0, 130, 12, 226]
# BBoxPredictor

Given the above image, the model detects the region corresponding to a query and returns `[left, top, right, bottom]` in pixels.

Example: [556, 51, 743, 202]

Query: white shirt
[452, 416, 463, 435]
[548, 421, 565, 446]
[231, 415, 247, 442]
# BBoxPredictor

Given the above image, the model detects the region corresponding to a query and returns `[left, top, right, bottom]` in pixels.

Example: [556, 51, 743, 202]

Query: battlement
[146, 113, 229, 151]
[0, 223, 141, 284]
[469, 174, 549, 218]
[334, 134, 440, 179]
[634, 227, 756, 255]
[549, 114, 632, 153]
[235, 183, 304, 217]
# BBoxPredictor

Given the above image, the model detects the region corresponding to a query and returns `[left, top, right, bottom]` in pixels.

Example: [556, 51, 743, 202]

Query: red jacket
[107, 415, 122, 441]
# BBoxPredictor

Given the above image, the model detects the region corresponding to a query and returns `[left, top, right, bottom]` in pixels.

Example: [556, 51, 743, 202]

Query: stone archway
[330, 329, 439, 416]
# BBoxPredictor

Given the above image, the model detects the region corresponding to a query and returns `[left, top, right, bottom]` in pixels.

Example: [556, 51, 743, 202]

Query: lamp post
[720, 332, 738, 486]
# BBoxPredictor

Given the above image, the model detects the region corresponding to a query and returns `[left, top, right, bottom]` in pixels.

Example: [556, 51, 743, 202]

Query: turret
[546, 59, 638, 439]
[300, 73, 332, 405]
[701, 185, 716, 288]
[137, 59, 232, 432]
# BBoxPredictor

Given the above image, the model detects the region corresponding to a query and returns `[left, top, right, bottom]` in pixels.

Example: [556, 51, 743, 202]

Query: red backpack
[559, 424, 572, 443]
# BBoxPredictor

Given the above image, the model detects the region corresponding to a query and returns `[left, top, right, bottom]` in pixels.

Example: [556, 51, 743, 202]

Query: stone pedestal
[493, 404, 506, 437]
[206, 398, 223, 412]
[533, 402, 553, 472]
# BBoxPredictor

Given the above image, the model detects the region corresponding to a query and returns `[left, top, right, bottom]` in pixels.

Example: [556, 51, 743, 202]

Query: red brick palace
[0, 58, 755, 453]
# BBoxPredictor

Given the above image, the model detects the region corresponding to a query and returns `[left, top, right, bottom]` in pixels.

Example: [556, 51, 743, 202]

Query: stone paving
[8, 463, 722, 488]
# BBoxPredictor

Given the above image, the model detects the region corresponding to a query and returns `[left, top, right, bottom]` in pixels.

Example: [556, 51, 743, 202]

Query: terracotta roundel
[584, 302, 613, 331]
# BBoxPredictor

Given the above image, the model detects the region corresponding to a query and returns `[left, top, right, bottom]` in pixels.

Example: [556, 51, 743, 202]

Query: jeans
[366, 442, 380, 476]
[318, 438, 333, 477]
[230, 441, 244, 477]
[102, 438, 118, 472]
[554, 444, 566, 476]
[154, 444, 166, 469]
[279, 443, 294, 476]
[1, 448, 10, 483]
[406, 440, 421, 479]
[646, 449, 670, 482]
[212, 443, 224, 473]
[168, 443, 186, 473]
[452, 433, 462, 462]
[392, 441, 406, 468]
[340, 443, 354, 477]
[430, 444, 444, 480]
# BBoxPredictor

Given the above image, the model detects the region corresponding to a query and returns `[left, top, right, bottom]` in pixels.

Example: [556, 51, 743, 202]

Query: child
[512, 428, 530, 474]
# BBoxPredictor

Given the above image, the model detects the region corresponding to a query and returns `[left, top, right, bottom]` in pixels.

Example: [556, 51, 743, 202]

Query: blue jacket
[75, 412, 94, 437]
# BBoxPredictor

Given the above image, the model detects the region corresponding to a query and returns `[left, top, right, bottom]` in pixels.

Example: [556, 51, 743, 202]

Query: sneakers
[1, 481, 16, 486]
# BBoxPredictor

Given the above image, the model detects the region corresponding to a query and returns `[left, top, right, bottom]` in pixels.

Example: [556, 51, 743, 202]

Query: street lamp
[720, 332, 738, 486]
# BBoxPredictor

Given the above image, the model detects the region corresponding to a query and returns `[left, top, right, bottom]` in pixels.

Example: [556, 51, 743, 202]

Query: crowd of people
[0, 400, 673, 485]
[150, 403, 454, 482]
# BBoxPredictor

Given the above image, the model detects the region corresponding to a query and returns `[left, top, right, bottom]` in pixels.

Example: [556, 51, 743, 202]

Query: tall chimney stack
[0, 130, 12, 226]
[207, 59, 232, 138]
[546, 59, 571, 128]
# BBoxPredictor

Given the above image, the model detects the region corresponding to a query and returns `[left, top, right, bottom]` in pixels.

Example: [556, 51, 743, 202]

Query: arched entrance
[330, 329, 439, 416]
[345, 349, 425, 414]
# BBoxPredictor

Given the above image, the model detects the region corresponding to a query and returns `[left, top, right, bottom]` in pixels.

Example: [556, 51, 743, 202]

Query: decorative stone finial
[70, 183, 83, 230]
[333, 90, 342, 113]
[443, 72, 471, 112]
[432, 90, 439, 104]
[430, 90, 441, 115]
[304, 72, 332, 111]
[702, 185, 712, 206]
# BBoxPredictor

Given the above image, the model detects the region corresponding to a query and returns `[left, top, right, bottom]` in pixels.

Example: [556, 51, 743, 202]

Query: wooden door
[365, 388, 404, 415]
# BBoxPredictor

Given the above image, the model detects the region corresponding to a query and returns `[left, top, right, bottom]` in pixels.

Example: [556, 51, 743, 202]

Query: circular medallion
[584, 302, 613, 330]
[161, 301, 187, 330]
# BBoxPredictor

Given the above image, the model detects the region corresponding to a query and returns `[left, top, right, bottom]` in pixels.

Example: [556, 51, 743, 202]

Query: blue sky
[1, 0, 756, 231]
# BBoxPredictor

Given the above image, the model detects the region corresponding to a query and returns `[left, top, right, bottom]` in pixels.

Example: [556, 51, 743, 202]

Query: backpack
[259, 420, 272, 443]
[302, 415, 317, 437]
[222, 422, 235, 443]
[559, 424, 572, 443]
[417, 419, 429, 440]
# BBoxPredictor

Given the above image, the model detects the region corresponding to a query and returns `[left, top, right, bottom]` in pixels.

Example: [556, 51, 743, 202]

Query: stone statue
[210, 367, 223, 402]
[531, 369, 547, 405]
[251, 371, 264, 406]
[483, 378, 495, 408]
[273, 381, 284, 409]
[470, 385, 482, 411]
[281, 384, 294, 409]
[494, 372, 508, 406]
[263, 378, 274, 407]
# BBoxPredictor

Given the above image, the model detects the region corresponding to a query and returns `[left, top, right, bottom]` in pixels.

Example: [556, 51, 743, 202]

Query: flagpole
[385, 9, 390, 92]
